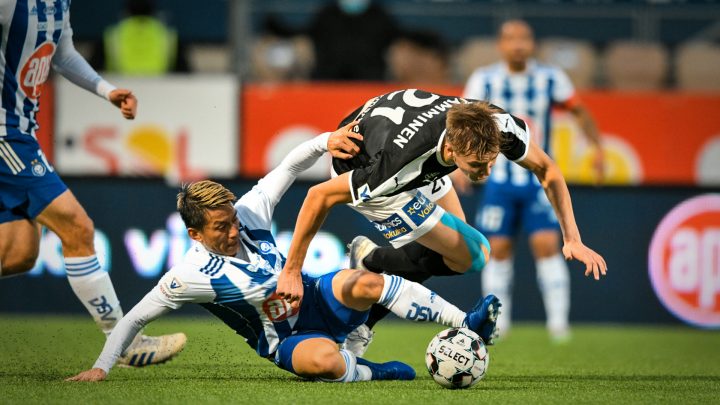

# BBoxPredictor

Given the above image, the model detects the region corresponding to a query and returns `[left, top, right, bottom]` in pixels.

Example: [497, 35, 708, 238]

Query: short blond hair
[445, 102, 501, 157]
[177, 180, 236, 229]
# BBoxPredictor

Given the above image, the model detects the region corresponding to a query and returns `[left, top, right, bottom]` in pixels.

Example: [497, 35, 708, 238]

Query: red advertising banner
[241, 83, 720, 186]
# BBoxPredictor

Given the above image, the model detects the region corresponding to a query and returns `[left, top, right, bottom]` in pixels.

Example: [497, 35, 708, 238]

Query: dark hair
[445, 102, 501, 157]
[177, 180, 236, 230]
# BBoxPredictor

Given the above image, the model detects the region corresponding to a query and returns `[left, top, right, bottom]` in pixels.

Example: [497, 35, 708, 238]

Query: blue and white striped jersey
[0, 0, 109, 137]
[463, 60, 576, 186]
[90, 134, 333, 372]
[0, 0, 70, 135]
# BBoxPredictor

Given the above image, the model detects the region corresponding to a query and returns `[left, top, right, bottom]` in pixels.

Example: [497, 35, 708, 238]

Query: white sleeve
[52, 16, 116, 100]
[463, 70, 485, 100]
[235, 132, 330, 227]
[92, 289, 175, 373]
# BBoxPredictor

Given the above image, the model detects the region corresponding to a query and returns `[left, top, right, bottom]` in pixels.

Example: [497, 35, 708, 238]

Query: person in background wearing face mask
[454, 19, 605, 343]
[308, 0, 399, 80]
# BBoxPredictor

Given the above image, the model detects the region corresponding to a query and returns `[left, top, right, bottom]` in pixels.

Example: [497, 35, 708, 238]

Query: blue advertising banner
[1, 178, 717, 326]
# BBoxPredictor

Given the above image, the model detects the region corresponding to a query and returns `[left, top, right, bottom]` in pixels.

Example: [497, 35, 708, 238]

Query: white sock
[536, 254, 570, 333]
[318, 349, 371, 382]
[65, 255, 124, 336]
[482, 257, 513, 333]
[378, 274, 466, 328]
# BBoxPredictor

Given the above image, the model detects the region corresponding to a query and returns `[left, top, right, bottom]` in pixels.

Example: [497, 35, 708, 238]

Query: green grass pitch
[1, 315, 719, 404]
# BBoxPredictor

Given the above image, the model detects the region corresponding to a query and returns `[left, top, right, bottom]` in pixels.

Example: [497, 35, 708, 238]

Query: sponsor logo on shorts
[30, 159, 46, 177]
[402, 192, 437, 226]
[262, 292, 299, 322]
[373, 213, 410, 241]
[648, 194, 720, 328]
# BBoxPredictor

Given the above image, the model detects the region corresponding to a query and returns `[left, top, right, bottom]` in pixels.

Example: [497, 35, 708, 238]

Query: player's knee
[304, 348, 343, 378]
[353, 271, 384, 301]
[59, 213, 95, 250]
[1, 253, 38, 275]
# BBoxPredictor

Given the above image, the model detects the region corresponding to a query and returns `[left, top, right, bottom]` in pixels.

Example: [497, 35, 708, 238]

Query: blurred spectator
[308, 0, 399, 80]
[250, 16, 315, 82]
[90, 0, 189, 75]
[388, 29, 451, 85]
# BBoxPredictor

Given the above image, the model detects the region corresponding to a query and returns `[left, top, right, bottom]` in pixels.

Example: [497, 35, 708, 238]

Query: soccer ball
[425, 327, 489, 389]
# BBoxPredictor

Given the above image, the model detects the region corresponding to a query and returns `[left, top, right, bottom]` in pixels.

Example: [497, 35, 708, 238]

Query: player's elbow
[307, 184, 340, 210]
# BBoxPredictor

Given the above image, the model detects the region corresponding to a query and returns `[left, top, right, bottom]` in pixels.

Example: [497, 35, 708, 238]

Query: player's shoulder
[531, 60, 568, 77]
[468, 62, 505, 80]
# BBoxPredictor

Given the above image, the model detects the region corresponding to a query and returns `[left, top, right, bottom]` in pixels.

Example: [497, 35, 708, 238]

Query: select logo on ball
[648, 194, 720, 328]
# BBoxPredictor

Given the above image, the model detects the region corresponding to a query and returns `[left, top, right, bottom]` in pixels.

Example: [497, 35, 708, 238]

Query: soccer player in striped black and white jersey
[0, 0, 185, 365]
[458, 19, 605, 342]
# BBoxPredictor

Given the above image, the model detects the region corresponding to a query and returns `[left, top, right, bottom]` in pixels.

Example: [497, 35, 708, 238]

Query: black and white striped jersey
[331, 89, 531, 205]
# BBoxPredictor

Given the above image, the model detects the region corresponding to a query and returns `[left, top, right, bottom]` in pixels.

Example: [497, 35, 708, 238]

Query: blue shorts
[475, 180, 559, 238]
[274, 271, 369, 374]
[0, 132, 66, 223]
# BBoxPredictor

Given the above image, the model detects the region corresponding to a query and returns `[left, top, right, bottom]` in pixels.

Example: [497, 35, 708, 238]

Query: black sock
[362, 242, 461, 329]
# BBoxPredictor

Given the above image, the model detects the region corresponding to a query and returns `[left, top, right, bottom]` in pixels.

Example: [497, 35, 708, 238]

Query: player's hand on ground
[562, 241, 607, 281]
[328, 120, 363, 160]
[276, 268, 304, 309]
[109, 89, 138, 120]
[65, 368, 107, 382]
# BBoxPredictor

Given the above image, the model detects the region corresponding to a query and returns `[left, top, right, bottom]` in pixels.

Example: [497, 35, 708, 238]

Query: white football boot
[342, 324, 375, 357]
[118, 333, 187, 367]
[347, 236, 378, 271]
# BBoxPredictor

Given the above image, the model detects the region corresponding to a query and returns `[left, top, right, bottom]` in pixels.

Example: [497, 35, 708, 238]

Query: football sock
[363, 242, 459, 279]
[378, 274, 465, 327]
[482, 257, 513, 333]
[318, 349, 371, 382]
[536, 254, 570, 333]
[65, 255, 123, 337]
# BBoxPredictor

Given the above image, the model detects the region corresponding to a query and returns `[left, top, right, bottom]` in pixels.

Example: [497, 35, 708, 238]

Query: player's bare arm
[518, 141, 608, 280]
[570, 104, 605, 184]
[277, 173, 354, 306]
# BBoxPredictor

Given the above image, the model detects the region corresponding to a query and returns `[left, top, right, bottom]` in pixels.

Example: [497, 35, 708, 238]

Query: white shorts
[348, 176, 453, 248]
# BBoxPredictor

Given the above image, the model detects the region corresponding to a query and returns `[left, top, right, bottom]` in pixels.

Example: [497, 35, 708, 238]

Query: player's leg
[525, 189, 570, 341]
[36, 190, 187, 363]
[36, 189, 125, 335]
[475, 181, 518, 336]
[482, 236, 514, 335]
[331, 269, 500, 344]
[0, 136, 46, 276]
[0, 219, 41, 276]
[276, 333, 413, 382]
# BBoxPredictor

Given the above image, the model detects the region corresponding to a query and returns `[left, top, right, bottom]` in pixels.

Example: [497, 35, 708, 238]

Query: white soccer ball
[425, 327, 489, 389]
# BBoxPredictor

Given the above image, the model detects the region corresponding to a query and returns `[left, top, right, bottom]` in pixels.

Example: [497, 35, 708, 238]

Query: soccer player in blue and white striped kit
[458, 20, 605, 341]
[67, 125, 501, 383]
[0, 0, 185, 364]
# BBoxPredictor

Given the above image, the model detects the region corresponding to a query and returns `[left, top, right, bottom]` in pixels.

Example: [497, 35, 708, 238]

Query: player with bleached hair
[67, 125, 501, 383]
[0, 0, 184, 365]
